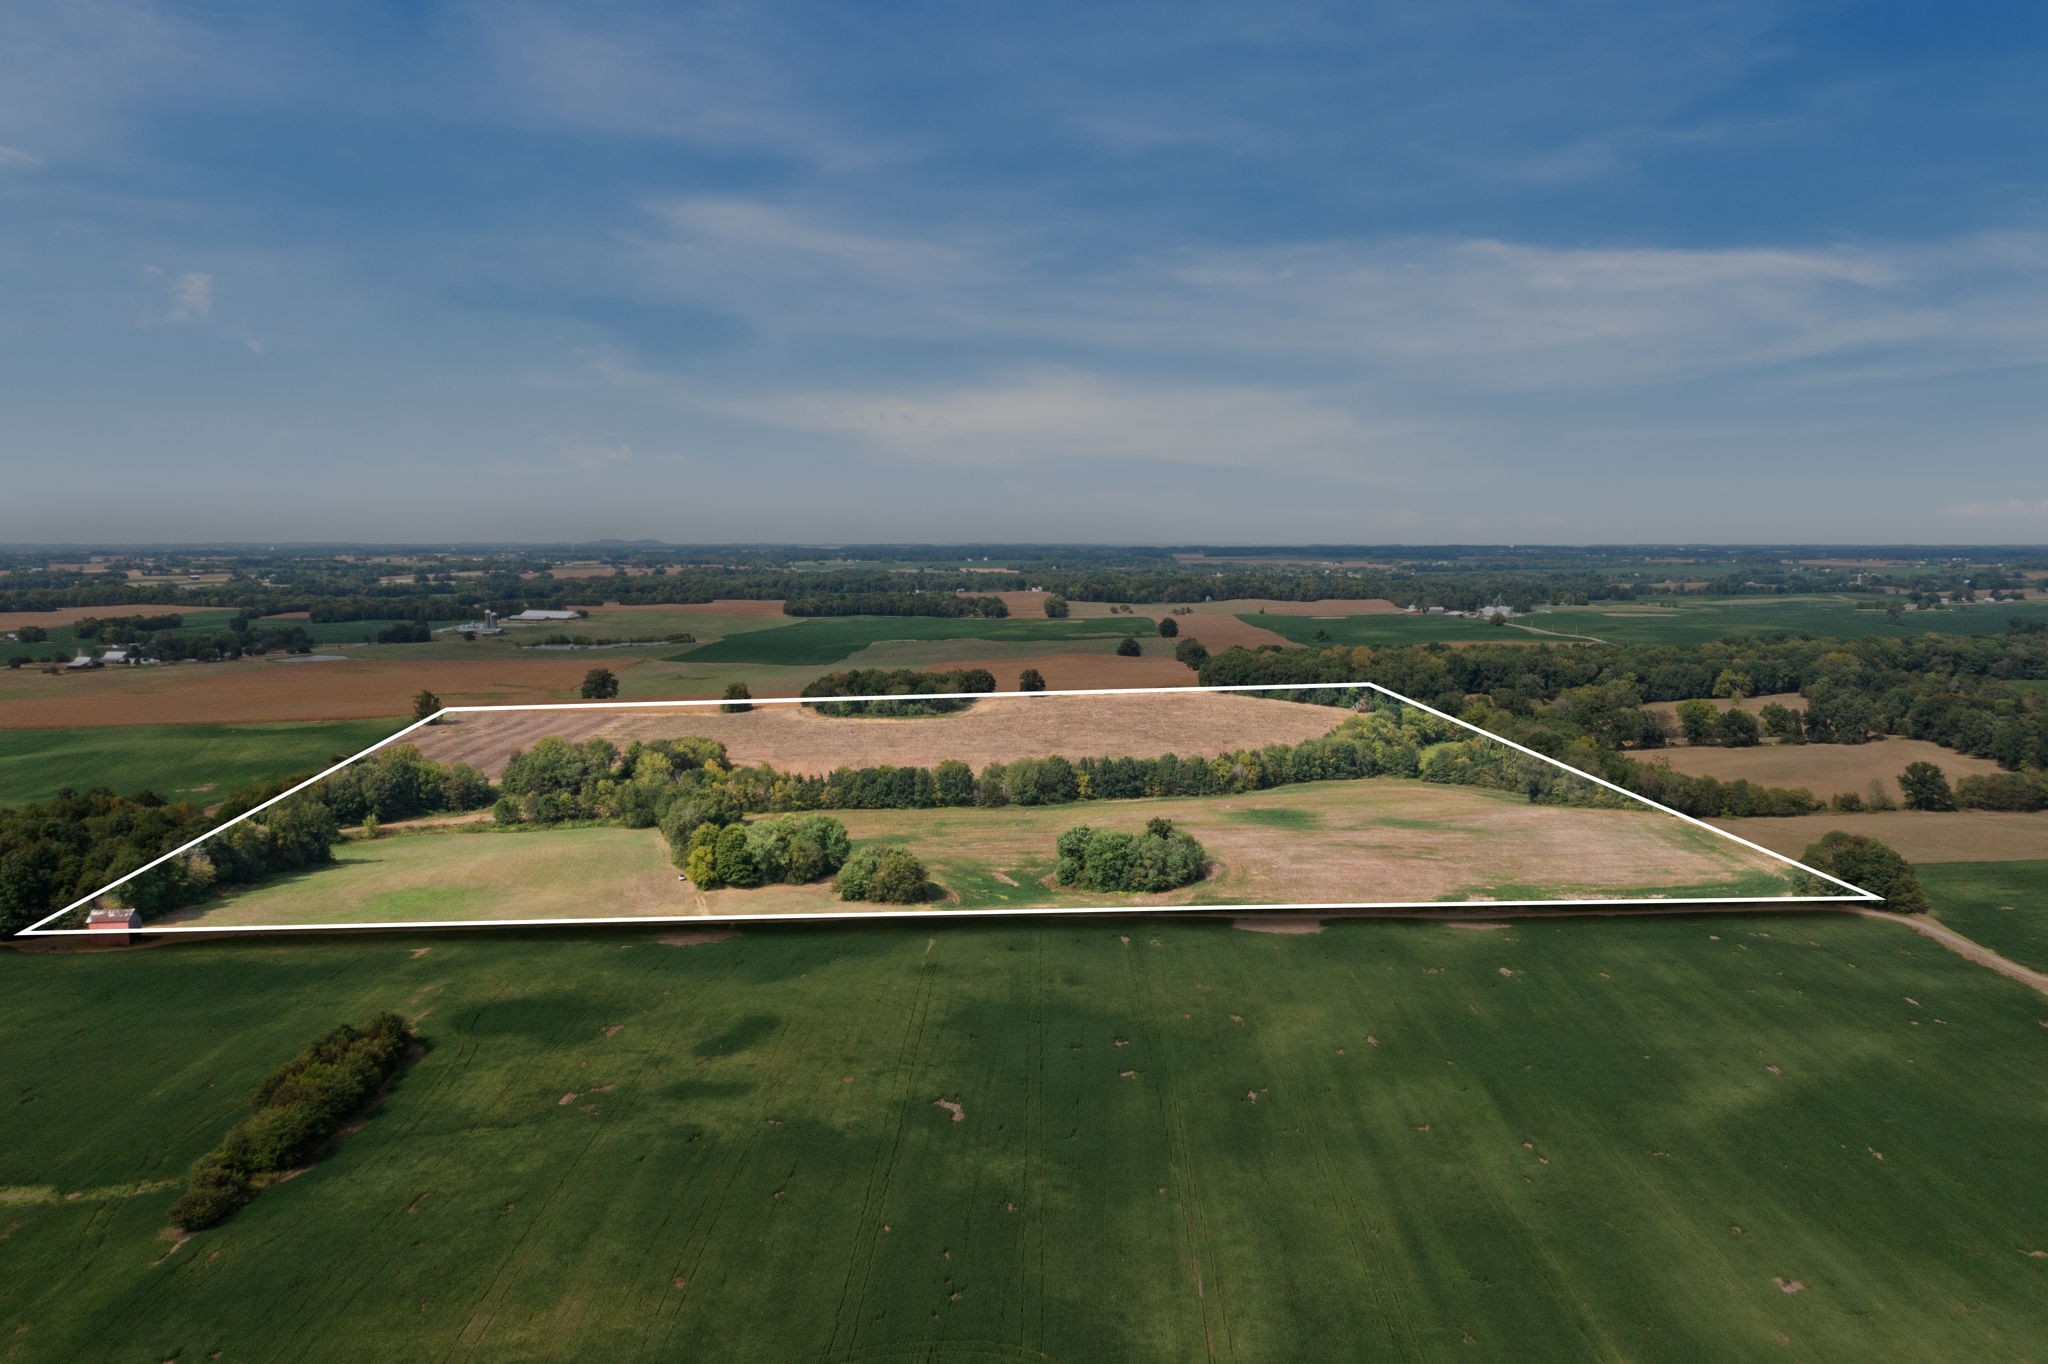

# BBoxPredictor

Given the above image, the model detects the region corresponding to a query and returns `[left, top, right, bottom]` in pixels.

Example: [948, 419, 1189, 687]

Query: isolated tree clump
[580, 668, 619, 700]
[1174, 637, 1209, 671]
[1054, 818, 1207, 894]
[1115, 637, 1142, 658]
[1019, 668, 1046, 692]
[683, 813, 851, 890]
[1156, 616, 1178, 638]
[1674, 698, 1718, 745]
[722, 681, 753, 713]
[1898, 761, 1955, 811]
[1799, 831, 1928, 912]
[1041, 595, 1069, 619]
[411, 689, 442, 723]
[836, 846, 929, 903]
[1716, 707, 1761, 748]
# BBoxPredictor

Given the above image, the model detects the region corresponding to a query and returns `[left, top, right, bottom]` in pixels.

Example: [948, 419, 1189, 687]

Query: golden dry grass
[408, 689, 1351, 777]
[1707, 811, 2048, 863]
[1651, 737, 2003, 798]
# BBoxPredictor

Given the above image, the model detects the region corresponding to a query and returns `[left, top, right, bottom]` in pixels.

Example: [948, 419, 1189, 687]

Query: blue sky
[2, 0, 2045, 544]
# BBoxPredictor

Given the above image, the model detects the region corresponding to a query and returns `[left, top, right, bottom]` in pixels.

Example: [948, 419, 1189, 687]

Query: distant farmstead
[504, 609, 582, 623]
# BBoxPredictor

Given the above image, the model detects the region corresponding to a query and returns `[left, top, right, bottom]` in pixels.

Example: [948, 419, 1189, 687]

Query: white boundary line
[18, 681, 1878, 937]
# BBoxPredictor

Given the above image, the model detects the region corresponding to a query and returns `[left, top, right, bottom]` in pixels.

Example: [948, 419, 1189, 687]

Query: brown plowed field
[408, 689, 1350, 778]
[1653, 737, 2002, 798]
[923, 651, 1198, 691]
[0, 658, 600, 727]
[0, 604, 226, 631]
[990, 591, 1050, 618]
[1707, 810, 2048, 863]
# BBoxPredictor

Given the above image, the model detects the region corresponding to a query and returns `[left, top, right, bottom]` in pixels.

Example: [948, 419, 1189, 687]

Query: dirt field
[989, 590, 1050, 618]
[408, 689, 1351, 777]
[898, 650, 1196, 691]
[1707, 810, 2048, 862]
[0, 657, 603, 728]
[0, 604, 215, 631]
[1652, 737, 2003, 797]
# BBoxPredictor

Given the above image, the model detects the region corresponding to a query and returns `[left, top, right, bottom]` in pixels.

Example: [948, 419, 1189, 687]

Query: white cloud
[559, 441, 636, 471]
[0, 143, 38, 169]
[1945, 499, 2048, 520]
[138, 267, 213, 325]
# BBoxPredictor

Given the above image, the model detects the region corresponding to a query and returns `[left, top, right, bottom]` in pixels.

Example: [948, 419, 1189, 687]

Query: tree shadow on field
[692, 1013, 780, 1058]
[661, 1078, 757, 1102]
[457, 991, 622, 1039]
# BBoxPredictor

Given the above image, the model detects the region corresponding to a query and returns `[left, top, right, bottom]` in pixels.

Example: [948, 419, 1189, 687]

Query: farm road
[1858, 908, 2048, 1000]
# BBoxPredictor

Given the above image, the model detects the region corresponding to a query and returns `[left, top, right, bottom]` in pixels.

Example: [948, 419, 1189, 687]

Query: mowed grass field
[183, 779, 1806, 928]
[0, 717, 405, 808]
[1923, 859, 2048, 975]
[6, 914, 2048, 1361]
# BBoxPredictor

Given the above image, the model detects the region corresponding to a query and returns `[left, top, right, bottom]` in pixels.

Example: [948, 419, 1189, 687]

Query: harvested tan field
[1707, 811, 2048, 863]
[989, 590, 1049, 618]
[0, 657, 602, 728]
[0, 604, 218, 631]
[593, 599, 787, 617]
[1653, 737, 2002, 798]
[264, 610, 312, 620]
[409, 689, 1348, 778]
[1646, 692, 1806, 720]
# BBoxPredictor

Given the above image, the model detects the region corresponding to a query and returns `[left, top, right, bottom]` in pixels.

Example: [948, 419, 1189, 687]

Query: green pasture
[675, 615, 1121, 666]
[1923, 859, 2048, 975]
[5, 913, 2048, 1360]
[0, 718, 407, 809]
[1254, 596, 2048, 649]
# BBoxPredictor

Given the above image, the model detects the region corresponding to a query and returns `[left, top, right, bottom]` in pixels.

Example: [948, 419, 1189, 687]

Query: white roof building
[504, 609, 581, 623]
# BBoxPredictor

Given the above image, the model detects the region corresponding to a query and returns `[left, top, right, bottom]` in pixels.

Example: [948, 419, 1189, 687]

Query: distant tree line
[784, 592, 1009, 618]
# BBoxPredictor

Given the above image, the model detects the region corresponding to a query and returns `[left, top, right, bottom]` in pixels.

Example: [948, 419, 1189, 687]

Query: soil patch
[1656, 737, 2000, 799]
[934, 1099, 964, 1122]
[1707, 811, 2048, 863]
[656, 930, 738, 947]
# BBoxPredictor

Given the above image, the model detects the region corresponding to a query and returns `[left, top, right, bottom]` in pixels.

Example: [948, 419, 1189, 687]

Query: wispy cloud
[1946, 498, 2048, 520]
[0, 143, 38, 169]
[559, 441, 637, 471]
[138, 267, 213, 324]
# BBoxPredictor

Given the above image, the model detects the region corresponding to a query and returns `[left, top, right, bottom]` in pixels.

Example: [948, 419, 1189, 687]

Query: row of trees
[784, 592, 1009, 618]
[677, 813, 852, 890]
[170, 1013, 416, 1231]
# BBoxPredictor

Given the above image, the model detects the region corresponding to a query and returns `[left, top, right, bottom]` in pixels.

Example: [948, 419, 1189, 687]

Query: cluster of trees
[316, 745, 494, 825]
[1055, 818, 1207, 893]
[784, 592, 1009, 618]
[0, 791, 212, 934]
[677, 813, 852, 890]
[373, 621, 432, 643]
[1893, 761, 2048, 813]
[800, 667, 996, 716]
[1799, 832, 1927, 912]
[836, 846, 930, 903]
[1673, 699, 1761, 747]
[170, 1013, 416, 1231]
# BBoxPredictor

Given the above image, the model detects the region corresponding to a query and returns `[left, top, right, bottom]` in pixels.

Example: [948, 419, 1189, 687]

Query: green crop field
[676, 616, 1123, 666]
[0, 718, 406, 809]
[5, 913, 2048, 1361]
[1923, 859, 2048, 975]
[1254, 597, 2048, 649]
